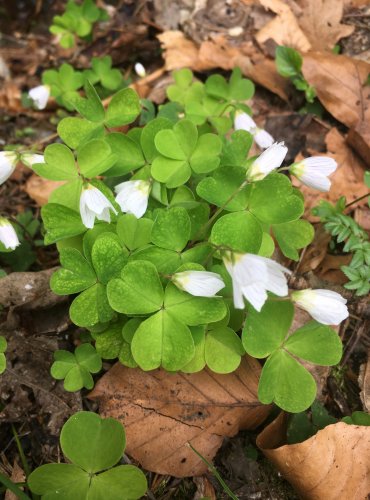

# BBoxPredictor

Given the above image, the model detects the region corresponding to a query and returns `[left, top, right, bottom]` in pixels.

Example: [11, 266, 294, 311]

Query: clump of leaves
[0, 336, 7, 374]
[313, 187, 370, 296]
[28, 411, 147, 499]
[42, 63, 85, 110]
[288, 402, 370, 444]
[50, 0, 109, 48]
[50, 343, 102, 391]
[83, 56, 124, 93]
[33, 68, 346, 413]
[275, 46, 322, 114]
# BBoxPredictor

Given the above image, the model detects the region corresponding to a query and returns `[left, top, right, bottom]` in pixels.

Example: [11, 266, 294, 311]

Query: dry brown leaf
[297, 0, 354, 51]
[257, 413, 370, 500]
[359, 349, 370, 412]
[293, 128, 368, 218]
[24, 174, 64, 206]
[89, 356, 270, 477]
[302, 52, 370, 128]
[302, 51, 370, 163]
[256, 0, 311, 51]
[5, 462, 25, 500]
[158, 31, 290, 100]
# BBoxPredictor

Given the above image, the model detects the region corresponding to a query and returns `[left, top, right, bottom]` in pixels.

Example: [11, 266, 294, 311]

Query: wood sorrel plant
[28, 68, 348, 413]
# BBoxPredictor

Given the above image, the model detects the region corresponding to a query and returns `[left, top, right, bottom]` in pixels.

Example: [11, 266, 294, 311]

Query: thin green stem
[345, 192, 370, 209]
[11, 425, 31, 478]
[190, 181, 248, 245]
[187, 443, 238, 500]
[0, 472, 31, 500]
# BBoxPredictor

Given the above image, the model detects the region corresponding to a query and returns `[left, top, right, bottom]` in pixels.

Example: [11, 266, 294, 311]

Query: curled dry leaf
[257, 0, 311, 51]
[89, 356, 270, 477]
[158, 31, 290, 100]
[257, 412, 370, 500]
[302, 52, 370, 164]
[296, 0, 354, 52]
[24, 174, 65, 206]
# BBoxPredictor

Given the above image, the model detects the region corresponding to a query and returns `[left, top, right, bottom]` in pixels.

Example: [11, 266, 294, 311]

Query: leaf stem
[345, 192, 370, 209]
[190, 181, 248, 244]
[0, 472, 31, 500]
[187, 442, 238, 500]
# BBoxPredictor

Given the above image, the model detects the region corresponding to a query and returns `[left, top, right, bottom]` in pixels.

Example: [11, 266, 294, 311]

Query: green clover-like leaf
[50, 344, 102, 392]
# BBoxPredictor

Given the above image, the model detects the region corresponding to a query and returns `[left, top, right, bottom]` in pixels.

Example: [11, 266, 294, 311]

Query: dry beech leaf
[89, 356, 270, 477]
[24, 174, 64, 206]
[257, 0, 311, 52]
[293, 128, 367, 218]
[359, 348, 370, 412]
[256, 413, 370, 500]
[302, 51, 370, 163]
[158, 31, 290, 100]
[297, 0, 354, 51]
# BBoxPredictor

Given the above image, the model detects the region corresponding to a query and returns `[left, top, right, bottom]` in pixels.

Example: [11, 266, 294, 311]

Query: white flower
[247, 142, 288, 181]
[115, 180, 151, 219]
[290, 157, 337, 192]
[0, 217, 20, 250]
[21, 153, 44, 167]
[134, 63, 146, 78]
[0, 151, 17, 185]
[28, 85, 50, 110]
[291, 289, 348, 325]
[234, 112, 274, 149]
[79, 184, 117, 229]
[172, 271, 225, 297]
[223, 252, 291, 311]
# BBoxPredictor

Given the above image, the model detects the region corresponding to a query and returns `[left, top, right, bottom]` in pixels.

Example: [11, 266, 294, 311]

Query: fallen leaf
[24, 174, 65, 206]
[299, 224, 331, 273]
[302, 52, 370, 128]
[158, 31, 290, 100]
[359, 348, 370, 412]
[297, 0, 354, 51]
[257, 413, 370, 500]
[293, 128, 368, 218]
[89, 356, 270, 477]
[256, 0, 311, 52]
[193, 475, 216, 500]
[302, 52, 370, 164]
[5, 462, 25, 500]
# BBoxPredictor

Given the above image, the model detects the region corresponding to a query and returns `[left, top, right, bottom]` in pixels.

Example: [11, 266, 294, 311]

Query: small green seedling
[42, 63, 84, 110]
[28, 411, 147, 499]
[50, 344, 102, 391]
[314, 186, 370, 296]
[275, 46, 317, 105]
[288, 403, 370, 444]
[84, 56, 124, 92]
[50, 0, 109, 48]
[0, 336, 7, 374]
[342, 411, 370, 426]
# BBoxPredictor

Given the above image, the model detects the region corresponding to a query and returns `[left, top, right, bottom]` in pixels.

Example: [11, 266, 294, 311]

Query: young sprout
[291, 289, 348, 325]
[115, 180, 151, 219]
[28, 84, 50, 110]
[80, 184, 117, 229]
[247, 142, 288, 181]
[223, 251, 291, 311]
[172, 270, 225, 297]
[234, 111, 274, 149]
[0, 217, 20, 250]
[290, 157, 338, 192]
